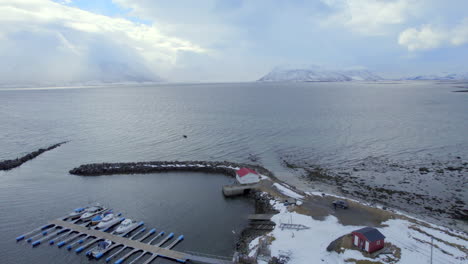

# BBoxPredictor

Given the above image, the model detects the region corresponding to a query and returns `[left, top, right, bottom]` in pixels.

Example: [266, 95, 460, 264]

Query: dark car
[332, 200, 349, 209]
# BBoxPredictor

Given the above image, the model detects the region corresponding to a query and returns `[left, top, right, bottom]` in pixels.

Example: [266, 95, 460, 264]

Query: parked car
[332, 200, 349, 209]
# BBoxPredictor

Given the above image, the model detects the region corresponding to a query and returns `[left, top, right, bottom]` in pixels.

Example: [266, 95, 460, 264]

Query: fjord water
[0, 81, 467, 263]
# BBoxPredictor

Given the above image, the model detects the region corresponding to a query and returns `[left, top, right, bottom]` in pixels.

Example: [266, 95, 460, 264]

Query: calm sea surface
[0, 81, 467, 263]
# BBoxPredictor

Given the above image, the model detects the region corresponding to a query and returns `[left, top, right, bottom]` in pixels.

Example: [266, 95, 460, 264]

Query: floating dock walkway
[16, 210, 234, 264]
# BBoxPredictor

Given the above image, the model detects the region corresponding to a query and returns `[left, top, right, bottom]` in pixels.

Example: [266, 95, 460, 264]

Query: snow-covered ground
[273, 183, 304, 199]
[249, 193, 467, 264]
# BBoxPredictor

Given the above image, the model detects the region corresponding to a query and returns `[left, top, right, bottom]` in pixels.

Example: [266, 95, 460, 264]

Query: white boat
[95, 214, 122, 230]
[114, 219, 137, 234]
[68, 207, 87, 219]
[90, 211, 114, 226]
[87, 239, 112, 259]
[80, 206, 106, 221]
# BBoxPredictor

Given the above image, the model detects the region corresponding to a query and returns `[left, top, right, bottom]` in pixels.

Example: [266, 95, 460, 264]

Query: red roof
[352, 227, 385, 242]
[236, 168, 259, 177]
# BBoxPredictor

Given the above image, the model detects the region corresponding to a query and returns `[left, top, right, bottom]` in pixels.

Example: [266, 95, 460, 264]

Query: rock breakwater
[0, 141, 67, 171]
[69, 160, 275, 179]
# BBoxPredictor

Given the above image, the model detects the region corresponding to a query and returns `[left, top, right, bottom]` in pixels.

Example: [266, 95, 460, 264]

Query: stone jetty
[69, 160, 274, 179]
[0, 141, 67, 171]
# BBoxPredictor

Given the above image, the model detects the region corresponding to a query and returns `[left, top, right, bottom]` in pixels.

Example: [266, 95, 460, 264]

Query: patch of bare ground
[328, 234, 353, 253]
[260, 174, 394, 226]
[299, 193, 394, 226]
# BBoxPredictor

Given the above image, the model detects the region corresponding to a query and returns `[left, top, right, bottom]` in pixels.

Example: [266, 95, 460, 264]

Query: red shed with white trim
[351, 227, 385, 253]
[235, 168, 260, 185]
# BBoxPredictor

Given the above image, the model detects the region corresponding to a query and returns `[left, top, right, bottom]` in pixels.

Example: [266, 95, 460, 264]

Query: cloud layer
[0, 0, 467, 84]
[399, 18, 468, 51]
[321, 0, 420, 35]
[0, 0, 204, 85]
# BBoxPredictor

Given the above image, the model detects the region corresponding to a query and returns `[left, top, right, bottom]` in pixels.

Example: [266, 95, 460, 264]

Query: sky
[0, 0, 467, 84]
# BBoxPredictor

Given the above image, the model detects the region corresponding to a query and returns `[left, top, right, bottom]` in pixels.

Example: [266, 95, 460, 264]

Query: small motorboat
[90, 211, 113, 226]
[68, 207, 87, 219]
[114, 219, 137, 234]
[87, 239, 112, 259]
[80, 206, 106, 221]
[95, 214, 122, 230]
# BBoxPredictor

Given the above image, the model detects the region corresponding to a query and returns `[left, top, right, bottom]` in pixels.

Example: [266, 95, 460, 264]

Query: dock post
[16, 224, 54, 242]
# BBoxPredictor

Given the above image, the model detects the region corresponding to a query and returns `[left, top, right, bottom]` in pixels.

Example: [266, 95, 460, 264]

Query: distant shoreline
[1, 79, 468, 91]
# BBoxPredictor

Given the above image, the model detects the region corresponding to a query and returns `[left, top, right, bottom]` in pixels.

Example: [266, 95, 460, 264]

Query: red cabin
[351, 227, 385, 253]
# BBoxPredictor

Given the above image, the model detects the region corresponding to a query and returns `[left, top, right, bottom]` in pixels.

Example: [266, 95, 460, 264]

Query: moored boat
[68, 207, 87, 220]
[87, 239, 112, 259]
[95, 214, 123, 230]
[80, 206, 106, 221]
[90, 211, 113, 225]
[114, 219, 137, 234]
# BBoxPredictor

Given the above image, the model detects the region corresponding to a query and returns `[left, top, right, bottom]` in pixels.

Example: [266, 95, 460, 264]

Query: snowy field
[249, 190, 467, 264]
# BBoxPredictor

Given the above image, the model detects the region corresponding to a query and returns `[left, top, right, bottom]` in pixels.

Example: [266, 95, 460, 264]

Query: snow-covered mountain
[258, 65, 384, 82]
[402, 73, 468, 80]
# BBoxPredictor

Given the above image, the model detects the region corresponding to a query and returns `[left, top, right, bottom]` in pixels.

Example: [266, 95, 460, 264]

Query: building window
[377, 241, 380, 245]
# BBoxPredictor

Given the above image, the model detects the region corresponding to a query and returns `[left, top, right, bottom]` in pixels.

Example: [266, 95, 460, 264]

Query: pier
[247, 214, 276, 231]
[222, 184, 258, 197]
[16, 211, 234, 264]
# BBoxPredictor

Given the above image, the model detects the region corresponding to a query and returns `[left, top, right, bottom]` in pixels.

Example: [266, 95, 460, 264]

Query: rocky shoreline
[236, 191, 279, 258]
[0, 141, 67, 171]
[282, 156, 467, 230]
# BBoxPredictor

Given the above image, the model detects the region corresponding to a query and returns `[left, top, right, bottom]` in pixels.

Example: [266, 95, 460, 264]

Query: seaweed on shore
[0, 141, 68, 171]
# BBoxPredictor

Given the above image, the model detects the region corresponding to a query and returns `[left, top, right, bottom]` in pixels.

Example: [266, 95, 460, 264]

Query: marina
[16, 208, 234, 264]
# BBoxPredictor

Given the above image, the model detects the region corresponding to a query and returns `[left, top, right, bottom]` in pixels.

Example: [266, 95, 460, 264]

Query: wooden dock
[50, 219, 188, 261]
[49, 219, 233, 264]
[17, 216, 234, 264]
[247, 214, 275, 221]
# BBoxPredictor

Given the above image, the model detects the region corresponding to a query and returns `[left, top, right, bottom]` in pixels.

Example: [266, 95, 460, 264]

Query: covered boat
[90, 211, 113, 226]
[80, 206, 105, 221]
[68, 207, 87, 219]
[87, 239, 112, 259]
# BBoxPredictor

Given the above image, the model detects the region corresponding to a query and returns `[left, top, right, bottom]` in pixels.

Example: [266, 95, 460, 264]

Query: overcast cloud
[0, 0, 467, 84]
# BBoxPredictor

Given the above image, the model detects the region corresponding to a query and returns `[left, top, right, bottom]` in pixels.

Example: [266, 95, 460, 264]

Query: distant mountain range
[258, 66, 468, 82]
[258, 66, 384, 82]
[401, 73, 468, 81]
